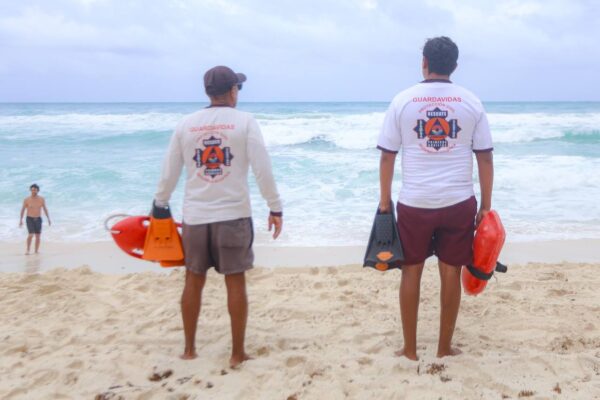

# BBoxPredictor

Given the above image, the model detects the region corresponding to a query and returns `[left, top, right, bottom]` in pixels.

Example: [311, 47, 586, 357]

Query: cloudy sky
[0, 0, 598, 102]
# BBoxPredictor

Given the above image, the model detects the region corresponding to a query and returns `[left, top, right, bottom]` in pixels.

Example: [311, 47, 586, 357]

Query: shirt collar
[421, 79, 452, 83]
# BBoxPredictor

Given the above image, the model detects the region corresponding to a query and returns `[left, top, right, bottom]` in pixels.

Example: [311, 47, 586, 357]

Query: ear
[422, 57, 428, 71]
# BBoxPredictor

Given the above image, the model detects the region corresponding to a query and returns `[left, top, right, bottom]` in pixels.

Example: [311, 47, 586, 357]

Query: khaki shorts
[182, 218, 254, 275]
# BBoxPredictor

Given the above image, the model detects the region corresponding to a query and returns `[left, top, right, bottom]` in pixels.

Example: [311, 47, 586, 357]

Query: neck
[210, 101, 234, 107]
[423, 72, 451, 81]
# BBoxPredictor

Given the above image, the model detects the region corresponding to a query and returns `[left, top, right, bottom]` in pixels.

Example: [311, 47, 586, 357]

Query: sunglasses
[237, 83, 243, 90]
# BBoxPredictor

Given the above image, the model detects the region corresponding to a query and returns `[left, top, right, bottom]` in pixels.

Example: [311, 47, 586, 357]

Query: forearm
[155, 135, 183, 206]
[155, 174, 180, 206]
[379, 151, 396, 207]
[20, 207, 25, 221]
[43, 206, 50, 220]
[476, 152, 494, 210]
[247, 126, 282, 213]
[252, 158, 282, 213]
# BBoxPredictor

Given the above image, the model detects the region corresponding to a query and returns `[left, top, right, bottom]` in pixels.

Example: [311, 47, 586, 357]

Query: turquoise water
[1, 102, 599, 245]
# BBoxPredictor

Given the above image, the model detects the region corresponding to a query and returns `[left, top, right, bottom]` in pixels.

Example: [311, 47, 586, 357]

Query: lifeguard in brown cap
[153, 66, 283, 367]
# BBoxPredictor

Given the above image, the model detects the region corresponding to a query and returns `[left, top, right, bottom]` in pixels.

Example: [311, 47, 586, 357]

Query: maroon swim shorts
[396, 196, 477, 267]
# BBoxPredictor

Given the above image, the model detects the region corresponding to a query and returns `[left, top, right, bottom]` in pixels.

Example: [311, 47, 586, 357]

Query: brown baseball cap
[204, 66, 247, 96]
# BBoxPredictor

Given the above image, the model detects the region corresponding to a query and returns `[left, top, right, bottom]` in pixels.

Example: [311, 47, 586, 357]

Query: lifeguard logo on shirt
[193, 134, 234, 182]
[413, 107, 461, 152]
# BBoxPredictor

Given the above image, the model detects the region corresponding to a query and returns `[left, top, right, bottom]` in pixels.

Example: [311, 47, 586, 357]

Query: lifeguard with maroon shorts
[377, 36, 495, 360]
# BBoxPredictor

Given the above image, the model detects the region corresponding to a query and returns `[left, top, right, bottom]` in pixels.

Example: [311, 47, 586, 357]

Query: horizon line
[2, 100, 600, 104]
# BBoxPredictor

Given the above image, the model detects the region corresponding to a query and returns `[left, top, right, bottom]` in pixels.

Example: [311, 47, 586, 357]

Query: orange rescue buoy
[462, 210, 507, 296]
[105, 214, 184, 267]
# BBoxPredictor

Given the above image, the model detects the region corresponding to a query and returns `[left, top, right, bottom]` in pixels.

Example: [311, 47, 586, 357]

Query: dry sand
[1, 259, 599, 399]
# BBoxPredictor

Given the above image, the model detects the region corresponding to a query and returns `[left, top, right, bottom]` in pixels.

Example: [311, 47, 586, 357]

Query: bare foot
[229, 353, 252, 369]
[25, 252, 30, 256]
[437, 347, 462, 358]
[394, 348, 418, 361]
[180, 348, 197, 360]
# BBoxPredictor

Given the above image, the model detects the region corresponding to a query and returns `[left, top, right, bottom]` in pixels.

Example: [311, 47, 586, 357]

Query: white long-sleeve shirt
[154, 106, 282, 224]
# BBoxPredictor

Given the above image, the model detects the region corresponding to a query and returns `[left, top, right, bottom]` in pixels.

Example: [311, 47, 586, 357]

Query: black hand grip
[495, 262, 508, 273]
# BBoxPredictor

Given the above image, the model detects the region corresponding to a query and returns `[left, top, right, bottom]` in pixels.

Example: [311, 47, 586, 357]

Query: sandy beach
[1, 243, 599, 399]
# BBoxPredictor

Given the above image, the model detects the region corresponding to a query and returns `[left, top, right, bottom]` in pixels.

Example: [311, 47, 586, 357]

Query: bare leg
[26, 234, 33, 255]
[437, 260, 463, 358]
[180, 269, 206, 360]
[225, 272, 251, 368]
[34, 234, 41, 253]
[395, 262, 425, 361]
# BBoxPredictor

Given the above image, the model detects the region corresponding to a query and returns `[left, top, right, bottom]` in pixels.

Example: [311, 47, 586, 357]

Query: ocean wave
[1, 110, 600, 148]
[0, 112, 185, 140]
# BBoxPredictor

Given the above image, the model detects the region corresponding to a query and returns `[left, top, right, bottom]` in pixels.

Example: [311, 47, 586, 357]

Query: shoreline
[0, 239, 599, 274]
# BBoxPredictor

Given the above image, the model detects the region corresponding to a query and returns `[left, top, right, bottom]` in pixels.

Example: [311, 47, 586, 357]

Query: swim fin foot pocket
[141, 202, 185, 266]
[364, 202, 404, 271]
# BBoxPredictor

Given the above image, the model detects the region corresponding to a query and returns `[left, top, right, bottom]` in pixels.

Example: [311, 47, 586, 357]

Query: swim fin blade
[142, 203, 184, 266]
[363, 202, 404, 271]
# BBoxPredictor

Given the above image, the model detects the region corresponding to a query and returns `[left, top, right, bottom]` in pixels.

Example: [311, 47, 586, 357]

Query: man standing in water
[154, 66, 283, 368]
[19, 184, 51, 254]
[377, 37, 494, 360]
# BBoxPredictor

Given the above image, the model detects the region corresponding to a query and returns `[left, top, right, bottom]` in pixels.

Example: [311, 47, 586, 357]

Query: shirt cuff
[154, 199, 169, 207]
[377, 145, 399, 154]
[473, 147, 494, 153]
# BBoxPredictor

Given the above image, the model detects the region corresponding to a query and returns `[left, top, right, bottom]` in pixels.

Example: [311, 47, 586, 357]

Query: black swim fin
[363, 202, 404, 271]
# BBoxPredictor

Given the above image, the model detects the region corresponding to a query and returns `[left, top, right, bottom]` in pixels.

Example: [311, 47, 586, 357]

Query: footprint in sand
[547, 288, 572, 296]
[50, 327, 71, 338]
[496, 292, 514, 300]
[352, 333, 371, 345]
[277, 338, 288, 350]
[37, 284, 63, 295]
[4, 344, 28, 356]
[31, 369, 60, 386]
[67, 360, 84, 369]
[63, 371, 79, 385]
[357, 356, 373, 366]
[256, 346, 271, 356]
[364, 343, 385, 355]
[135, 321, 155, 334]
[286, 356, 306, 367]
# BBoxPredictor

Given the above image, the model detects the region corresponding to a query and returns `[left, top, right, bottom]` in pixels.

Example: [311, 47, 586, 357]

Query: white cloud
[0, 0, 598, 101]
[0, 5, 159, 55]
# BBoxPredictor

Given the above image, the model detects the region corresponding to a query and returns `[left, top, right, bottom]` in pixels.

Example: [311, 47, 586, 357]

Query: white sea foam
[0, 113, 185, 139]
[489, 112, 600, 143]
[2, 111, 599, 145]
[2, 104, 600, 245]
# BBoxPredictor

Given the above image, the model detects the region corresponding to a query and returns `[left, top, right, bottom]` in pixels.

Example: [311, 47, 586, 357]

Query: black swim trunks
[26, 216, 42, 234]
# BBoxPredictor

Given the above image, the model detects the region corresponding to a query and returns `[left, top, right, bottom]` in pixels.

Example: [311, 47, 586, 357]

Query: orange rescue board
[107, 215, 184, 267]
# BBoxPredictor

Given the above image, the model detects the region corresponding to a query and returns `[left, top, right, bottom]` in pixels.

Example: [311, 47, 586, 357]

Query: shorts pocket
[218, 218, 252, 248]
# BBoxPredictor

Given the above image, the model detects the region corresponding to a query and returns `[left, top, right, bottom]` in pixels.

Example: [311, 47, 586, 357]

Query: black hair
[30, 184, 40, 190]
[422, 36, 459, 75]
